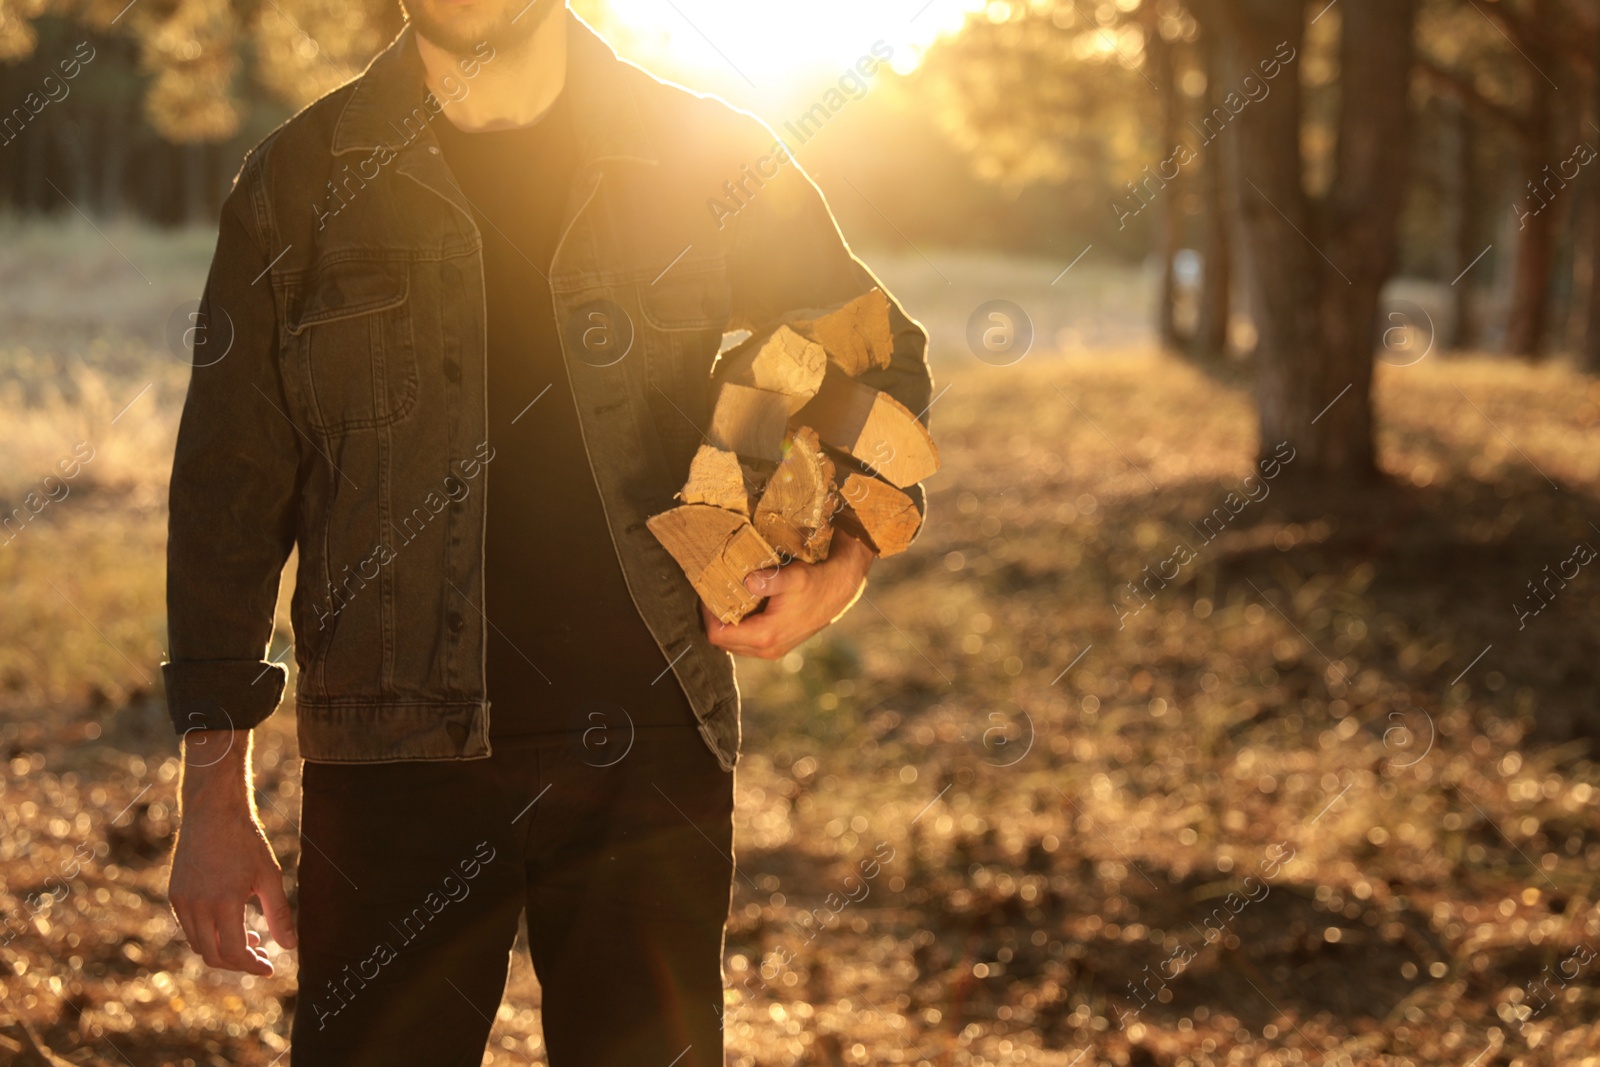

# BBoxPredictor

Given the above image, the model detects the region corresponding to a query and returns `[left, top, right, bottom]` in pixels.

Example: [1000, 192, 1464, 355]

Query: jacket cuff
[162, 659, 288, 735]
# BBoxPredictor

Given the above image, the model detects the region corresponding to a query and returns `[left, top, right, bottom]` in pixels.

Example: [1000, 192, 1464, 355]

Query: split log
[835, 473, 920, 557]
[647, 505, 780, 624]
[786, 288, 895, 377]
[678, 444, 750, 515]
[740, 459, 776, 515]
[715, 325, 825, 412]
[753, 427, 836, 563]
[791, 373, 939, 489]
[708, 382, 791, 463]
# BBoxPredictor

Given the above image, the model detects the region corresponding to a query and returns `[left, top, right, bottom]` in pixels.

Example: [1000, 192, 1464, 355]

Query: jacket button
[441, 262, 461, 284]
[324, 287, 344, 308]
[445, 360, 461, 383]
[446, 721, 468, 747]
[448, 611, 465, 633]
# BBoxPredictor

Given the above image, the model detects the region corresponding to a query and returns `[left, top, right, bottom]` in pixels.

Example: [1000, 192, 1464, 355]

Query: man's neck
[417, 15, 568, 132]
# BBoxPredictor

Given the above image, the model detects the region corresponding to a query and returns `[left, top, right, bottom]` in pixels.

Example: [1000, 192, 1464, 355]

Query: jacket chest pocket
[284, 261, 416, 434]
[637, 263, 729, 457]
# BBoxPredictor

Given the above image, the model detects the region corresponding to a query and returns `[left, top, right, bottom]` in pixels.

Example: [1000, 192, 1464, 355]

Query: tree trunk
[1152, 17, 1185, 350]
[1317, 0, 1418, 470]
[21, 116, 47, 211]
[1504, 0, 1558, 359]
[185, 142, 210, 225]
[1441, 95, 1481, 350]
[100, 101, 128, 218]
[1193, 21, 1233, 359]
[1583, 20, 1600, 372]
[1218, 0, 1415, 482]
[55, 118, 90, 208]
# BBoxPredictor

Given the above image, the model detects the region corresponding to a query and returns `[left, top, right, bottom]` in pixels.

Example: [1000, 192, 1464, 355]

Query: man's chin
[403, 0, 558, 56]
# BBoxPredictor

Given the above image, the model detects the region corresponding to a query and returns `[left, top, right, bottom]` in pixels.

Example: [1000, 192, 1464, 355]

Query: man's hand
[167, 730, 297, 975]
[702, 529, 875, 659]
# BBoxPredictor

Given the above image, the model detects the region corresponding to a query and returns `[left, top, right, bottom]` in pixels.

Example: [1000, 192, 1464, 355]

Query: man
[162, 1, 932, 1063]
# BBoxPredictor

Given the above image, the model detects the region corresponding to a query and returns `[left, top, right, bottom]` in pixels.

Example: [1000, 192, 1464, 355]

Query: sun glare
[592, 0, 983, 111]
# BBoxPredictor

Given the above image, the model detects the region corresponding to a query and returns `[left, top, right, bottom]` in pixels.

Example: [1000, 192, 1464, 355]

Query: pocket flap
[640, 264, 731, 331]
[290, 261, 409, 334]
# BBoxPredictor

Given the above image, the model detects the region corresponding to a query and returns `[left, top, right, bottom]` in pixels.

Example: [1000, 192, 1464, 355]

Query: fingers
[214, 900, 274, 975]
[170, 885, 283, 974]
[745, 562, 807, 597]
[186, 906, 225, 969]
[171, 899, 202, 960]
[258, 865, 299, 951]
[701, 564, 817, 658]
[707, 610, 790, 660]
[701, 593, 777, 656]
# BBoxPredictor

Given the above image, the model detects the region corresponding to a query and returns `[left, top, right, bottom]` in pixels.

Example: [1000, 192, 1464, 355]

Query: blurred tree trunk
[1192, 22, 1232, 359]
[1504, 0, 1559, 359]
[1149, 8, 1184, 350]
[184, 142, 210, 225]
[1584, 20, 1600, 372]
[54, 120, 90, 207]
[1214, 0, 1415, 482]
[21, 122, 47, 211]
[99, 102, 129, 218]
[1441, 96, 1480, 351]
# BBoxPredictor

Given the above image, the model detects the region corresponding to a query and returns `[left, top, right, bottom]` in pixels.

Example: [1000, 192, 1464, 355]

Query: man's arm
[163, 164, 302, 972]
[167, 730, 297, 975]
[722, 128, 935, 523]
[705, 121, 934, 659]
[162, 162, 301, 732]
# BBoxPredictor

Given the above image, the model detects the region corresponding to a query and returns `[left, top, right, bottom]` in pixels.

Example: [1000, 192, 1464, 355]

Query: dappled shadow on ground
[7, 352, 1600, 1066]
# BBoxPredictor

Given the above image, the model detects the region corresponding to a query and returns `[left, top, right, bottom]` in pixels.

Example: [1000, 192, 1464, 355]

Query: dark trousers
[288, 726, 735, 1066]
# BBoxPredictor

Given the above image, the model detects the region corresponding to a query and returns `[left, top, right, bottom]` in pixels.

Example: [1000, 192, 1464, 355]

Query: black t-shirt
[432, 94, 698, 740]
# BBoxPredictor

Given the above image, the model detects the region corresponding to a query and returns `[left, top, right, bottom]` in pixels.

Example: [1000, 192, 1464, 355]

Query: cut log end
[792, 373, 940, 489]
[753, 426, 837, 564]
[835, 472, 920, 557]
[647, 504, 780, 624]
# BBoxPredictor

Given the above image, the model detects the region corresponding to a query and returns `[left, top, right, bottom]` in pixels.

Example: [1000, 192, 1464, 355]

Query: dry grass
[3, 223, 1600, 1066]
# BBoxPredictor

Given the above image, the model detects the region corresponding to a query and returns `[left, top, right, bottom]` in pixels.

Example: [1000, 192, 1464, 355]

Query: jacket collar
[331, 8, 658, 167]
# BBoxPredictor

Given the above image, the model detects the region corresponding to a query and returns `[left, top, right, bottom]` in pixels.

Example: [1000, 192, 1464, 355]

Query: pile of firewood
[648, 289, 940, 623]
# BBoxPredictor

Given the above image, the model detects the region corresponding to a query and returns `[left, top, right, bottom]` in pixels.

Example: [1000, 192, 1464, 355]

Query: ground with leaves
[2, 225, 1599, 1066]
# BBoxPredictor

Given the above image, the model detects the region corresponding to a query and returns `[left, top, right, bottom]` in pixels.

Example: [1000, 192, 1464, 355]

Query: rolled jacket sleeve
[162, 161, 301, 735]
[722, 122, 936, 530]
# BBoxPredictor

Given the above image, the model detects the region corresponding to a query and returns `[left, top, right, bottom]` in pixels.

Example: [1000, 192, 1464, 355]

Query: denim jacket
[161, 11, 933, 769]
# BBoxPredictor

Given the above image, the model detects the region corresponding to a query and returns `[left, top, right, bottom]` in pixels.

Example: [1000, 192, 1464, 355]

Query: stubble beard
[401, 0, 561, 57]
